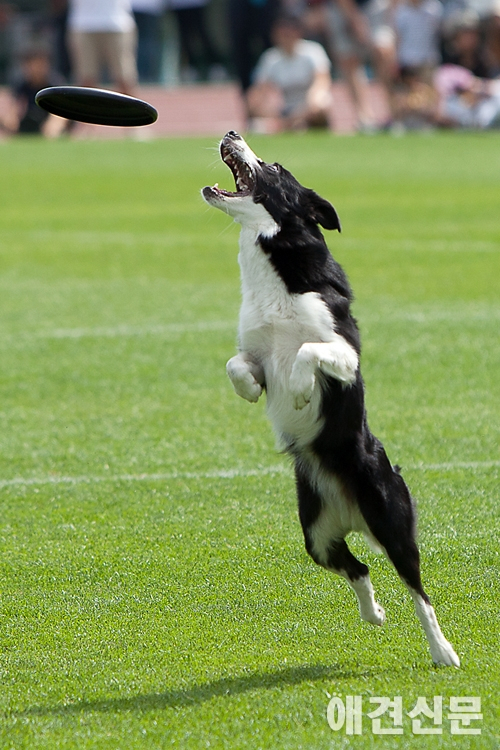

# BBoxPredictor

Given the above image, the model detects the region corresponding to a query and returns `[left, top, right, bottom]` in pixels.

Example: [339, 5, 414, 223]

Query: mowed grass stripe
[1, 460, 498, 489]
[0, 304, 499, 345]
[36, 320, 233, 340]
[1, 229, 499, 251]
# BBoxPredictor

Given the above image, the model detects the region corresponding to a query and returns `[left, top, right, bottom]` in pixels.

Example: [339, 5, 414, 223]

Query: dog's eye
[269, 164, 280, 173]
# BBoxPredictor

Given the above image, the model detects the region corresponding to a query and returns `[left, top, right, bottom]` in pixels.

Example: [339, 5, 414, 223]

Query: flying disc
[35, 86, 158, 127]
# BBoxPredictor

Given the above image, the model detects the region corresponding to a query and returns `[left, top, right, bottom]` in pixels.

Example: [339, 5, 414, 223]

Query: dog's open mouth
[221, 141, 255, 195]
[208, 140, 255, 198]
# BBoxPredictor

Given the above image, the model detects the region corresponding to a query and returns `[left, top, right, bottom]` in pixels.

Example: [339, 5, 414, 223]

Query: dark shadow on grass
[13, 664, 375, 718]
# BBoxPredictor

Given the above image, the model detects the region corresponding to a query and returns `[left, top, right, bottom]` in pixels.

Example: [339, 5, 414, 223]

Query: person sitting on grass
[434, 63, 500, 129]
[390, 65, 439, 132]
[246, 13, 332, 132]
[1, 50, 67, 137]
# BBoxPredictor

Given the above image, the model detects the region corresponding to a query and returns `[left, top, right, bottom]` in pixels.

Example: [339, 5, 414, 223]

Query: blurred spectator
[67, 0, 138, 94]
[50, 0, 71, 80]
[299, 0, 333, 48]
[435, 62, 500, 126]
[324, 0, 398, 130]
[484, 0, 500, 76]
[386, 0, 443, 130]
[2, 49, 67, 136]
[442, 8, 489, 76]
[247, 13, 332, 131]
[391, 64, 439, 130]
[394, 0, 443, 79]
[228, 0, 279, 96]
[441, 0, 469, 17]
[0, 3, 14, 84]
[168, 0, 226, 82]
[132, 0, 165, 82]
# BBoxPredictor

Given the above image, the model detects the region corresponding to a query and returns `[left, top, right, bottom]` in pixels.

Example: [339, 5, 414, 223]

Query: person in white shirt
[247, 14, 332, 131]
[67, 0, 138, 94]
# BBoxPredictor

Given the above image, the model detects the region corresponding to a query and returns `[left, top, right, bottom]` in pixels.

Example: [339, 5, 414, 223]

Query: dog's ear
[307, 191, 341, 232]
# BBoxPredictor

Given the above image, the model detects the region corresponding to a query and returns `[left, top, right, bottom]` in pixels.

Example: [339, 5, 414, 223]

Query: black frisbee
[35, 86, 158, 127]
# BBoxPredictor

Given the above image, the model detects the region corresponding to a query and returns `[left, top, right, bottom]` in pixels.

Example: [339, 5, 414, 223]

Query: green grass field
[0, 132, 498, 749]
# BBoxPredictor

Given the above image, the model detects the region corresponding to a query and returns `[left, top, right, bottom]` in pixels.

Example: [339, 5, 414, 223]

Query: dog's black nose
[226, 130, 240, 140]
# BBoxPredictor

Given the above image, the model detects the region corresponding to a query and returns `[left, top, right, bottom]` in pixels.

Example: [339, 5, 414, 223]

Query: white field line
[1, 230, 498, 253]
[0, 319, 235, 345]
[0, 465, 289, 489]
[360, 309, 500, 324]
[29, 309, 500, 339]
[39, 320, 234, 340]
[0, 230, 198, 245]
[0, 461, 498, 490]
[408, 460, 500, 472]
[340, 237, 500, 253]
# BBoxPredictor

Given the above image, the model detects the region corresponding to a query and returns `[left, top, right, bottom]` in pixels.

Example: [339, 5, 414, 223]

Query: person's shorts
[68, 29, 138, 88]
[326, 0, 395, 61]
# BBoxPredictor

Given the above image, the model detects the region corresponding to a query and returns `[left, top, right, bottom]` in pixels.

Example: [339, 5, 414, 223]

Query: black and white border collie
[202, 131, 459, 667]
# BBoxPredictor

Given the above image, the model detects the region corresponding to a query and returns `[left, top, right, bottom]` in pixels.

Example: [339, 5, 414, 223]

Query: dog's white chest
[237, 231, 334, 447]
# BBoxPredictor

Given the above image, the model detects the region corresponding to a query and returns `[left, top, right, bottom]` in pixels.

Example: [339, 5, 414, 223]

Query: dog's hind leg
[356, 465, 460, 667]
[329, 541, 386, 626]
[295, 465, 385, 626]
[406, 587, 460, 667]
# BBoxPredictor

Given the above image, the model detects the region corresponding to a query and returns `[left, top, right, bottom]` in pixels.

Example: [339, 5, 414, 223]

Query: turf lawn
[0, 131, 498, 749]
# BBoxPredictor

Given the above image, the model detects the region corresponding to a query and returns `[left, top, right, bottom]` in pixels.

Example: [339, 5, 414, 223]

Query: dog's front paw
[324, 345, 358, 385]
[226, 357, 263, 403]
[234, 377, 262, 403]
[289, 363, 315, 410]
[334, 351, 358, 384]
[292, 386, 314, 410]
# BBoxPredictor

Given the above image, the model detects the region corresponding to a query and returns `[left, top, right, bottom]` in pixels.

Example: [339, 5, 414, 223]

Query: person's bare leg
[338, 55, 376, 129]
